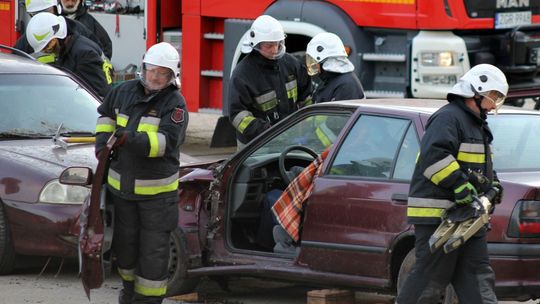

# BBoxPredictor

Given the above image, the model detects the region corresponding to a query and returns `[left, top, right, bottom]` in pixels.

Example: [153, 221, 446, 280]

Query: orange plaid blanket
[271, 148, 330, 242]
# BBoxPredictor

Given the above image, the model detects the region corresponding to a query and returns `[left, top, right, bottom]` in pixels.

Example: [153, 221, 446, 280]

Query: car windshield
[490, 114, 540, 171]
[250, 114, 351, 157]
[0, 74, 99, 138]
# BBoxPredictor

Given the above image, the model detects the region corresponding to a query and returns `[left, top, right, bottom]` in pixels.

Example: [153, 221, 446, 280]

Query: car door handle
[391, 193, 408, 205]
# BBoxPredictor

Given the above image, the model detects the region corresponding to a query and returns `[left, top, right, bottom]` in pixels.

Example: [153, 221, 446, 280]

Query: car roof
[0, 52, 66, 75]
[319, 98, 540, 116]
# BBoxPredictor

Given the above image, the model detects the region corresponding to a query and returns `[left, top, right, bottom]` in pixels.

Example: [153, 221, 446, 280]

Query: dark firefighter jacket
[15, 18, 99, 54]
[228, 51, 312, 144]
[95, 80, 188, 201]
[407, 94, 494, 224]
[55, 32, 112, 97]
[312, 71, 365, 103]
[63, 5, 112, 59]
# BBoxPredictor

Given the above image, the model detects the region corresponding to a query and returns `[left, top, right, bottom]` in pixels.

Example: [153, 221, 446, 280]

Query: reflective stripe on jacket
[228, 51, 312, 144]
[407, 95, 494, 224]
[95, 80, 188, 200]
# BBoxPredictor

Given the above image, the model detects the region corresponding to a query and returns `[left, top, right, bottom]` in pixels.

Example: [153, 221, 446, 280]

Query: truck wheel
[166, 229, 200, 296]
[397, 249, 458, 304]
[0, 202, 15, 275]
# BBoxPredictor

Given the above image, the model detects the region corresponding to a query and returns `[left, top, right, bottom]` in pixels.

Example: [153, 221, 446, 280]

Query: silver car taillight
[508, 200, 540, 238]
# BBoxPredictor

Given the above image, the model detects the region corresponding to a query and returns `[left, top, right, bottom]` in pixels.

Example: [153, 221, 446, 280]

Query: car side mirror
[59, 167, 93, 186]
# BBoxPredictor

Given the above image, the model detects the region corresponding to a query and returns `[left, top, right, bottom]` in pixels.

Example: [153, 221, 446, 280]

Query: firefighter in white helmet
[14, 0, 103, 61]
[59, 0, 112, 59]
[95, 42, 188, 304]
[25, 12, 111, 97]
[397, 64, 508, 304]
[228, 15, 313, 149]
[306, 32, 365, 102]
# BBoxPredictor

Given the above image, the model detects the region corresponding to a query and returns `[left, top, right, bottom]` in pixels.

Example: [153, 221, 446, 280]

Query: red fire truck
[4, 1, 540, 141]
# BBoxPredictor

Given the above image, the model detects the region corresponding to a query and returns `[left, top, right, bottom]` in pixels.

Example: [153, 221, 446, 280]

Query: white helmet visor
[482, 91, 506, 114]
[306, 54, 320, 76]
[253, 40, 286, 60]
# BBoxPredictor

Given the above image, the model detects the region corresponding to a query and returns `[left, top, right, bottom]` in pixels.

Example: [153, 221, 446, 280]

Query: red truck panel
[0, 0, 16, 47]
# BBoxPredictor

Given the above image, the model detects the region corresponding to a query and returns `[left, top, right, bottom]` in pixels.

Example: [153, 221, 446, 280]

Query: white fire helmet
[25, 0, 61, 14]
[247, 15, 286, 59]
[306, 32, 353, 76]
[140, 42, 180, 91]
[26, 12, 67, 53]
[449, 64, 508, 113]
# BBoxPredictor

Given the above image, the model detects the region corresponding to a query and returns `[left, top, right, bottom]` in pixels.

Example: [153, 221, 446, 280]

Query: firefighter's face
[481, 90, 505, 113]
[258, 41, 283, 60]
[143, 64, 173, 91]
[61, 0, 80, 13]
[42, 38, 60, 54]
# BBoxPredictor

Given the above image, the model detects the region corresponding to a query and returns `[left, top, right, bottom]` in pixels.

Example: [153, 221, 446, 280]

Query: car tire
[0, 202, 15, 275]
[397, 249, 458, 304]
[166, 229, 200, 297]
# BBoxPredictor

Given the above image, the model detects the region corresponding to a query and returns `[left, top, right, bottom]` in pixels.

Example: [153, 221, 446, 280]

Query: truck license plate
[495, 11, 532, 29]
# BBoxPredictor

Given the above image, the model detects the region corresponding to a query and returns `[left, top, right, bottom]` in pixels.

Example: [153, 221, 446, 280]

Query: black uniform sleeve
[416, 112, 468, 190]
[88, 15, 113, 59]
[13, 34, 34, 54]
[75, 48, 111, 98]
[228, 73, 271, 142]
[332, 76, 365, 101]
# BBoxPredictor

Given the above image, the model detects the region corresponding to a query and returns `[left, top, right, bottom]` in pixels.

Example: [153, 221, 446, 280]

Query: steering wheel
[279, 145, 318, 184]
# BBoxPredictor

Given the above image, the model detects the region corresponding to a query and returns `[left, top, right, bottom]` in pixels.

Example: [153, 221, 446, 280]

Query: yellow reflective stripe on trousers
[118, 268, 135, 282]
[134, 173, 178, 195]
[135, 275, 167, 297]
[95, 117, 115, 133]
[107, 169, 121, 190]
[117, 114, 129, 127]
[146, 132, 166, 157]
[407, 207, 445, 218]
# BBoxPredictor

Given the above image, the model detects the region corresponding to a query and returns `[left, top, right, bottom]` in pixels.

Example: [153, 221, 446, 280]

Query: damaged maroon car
[0, 48, 99, 274]
[172, 99, 540, 301]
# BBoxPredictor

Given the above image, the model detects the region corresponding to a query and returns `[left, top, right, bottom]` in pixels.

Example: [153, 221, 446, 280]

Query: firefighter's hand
[492, 180, 504, 205]
[454, 182, 478, 205]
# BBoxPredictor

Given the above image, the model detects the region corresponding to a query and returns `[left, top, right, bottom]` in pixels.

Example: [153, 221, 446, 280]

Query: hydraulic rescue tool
[429, 171, 500, 254]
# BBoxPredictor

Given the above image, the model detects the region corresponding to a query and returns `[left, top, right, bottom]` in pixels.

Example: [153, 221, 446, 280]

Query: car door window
[393, 124, 420, 180]
[249, 114, 351, 157]
[329, 115, 411, 179]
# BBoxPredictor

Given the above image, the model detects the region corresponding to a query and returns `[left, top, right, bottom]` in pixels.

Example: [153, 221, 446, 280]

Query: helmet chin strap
[471, 85, 488, 119]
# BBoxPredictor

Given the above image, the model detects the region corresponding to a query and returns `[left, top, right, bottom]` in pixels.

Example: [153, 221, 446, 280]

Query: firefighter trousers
[396, 224, 497, 304]
[111, 193, 178, 304]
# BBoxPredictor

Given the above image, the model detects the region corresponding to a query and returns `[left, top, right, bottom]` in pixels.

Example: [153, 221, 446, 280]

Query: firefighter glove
[492, 180, 504, 205]
[454, 182, 478, 205]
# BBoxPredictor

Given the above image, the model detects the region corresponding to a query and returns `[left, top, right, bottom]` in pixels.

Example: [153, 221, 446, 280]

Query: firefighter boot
[119, 280, 134, 304]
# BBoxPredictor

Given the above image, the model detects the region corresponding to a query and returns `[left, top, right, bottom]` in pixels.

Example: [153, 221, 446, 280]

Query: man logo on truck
[497, 0, 530, 9]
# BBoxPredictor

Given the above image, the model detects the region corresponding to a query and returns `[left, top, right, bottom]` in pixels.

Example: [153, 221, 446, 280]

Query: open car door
[79, 135, 116, 299]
